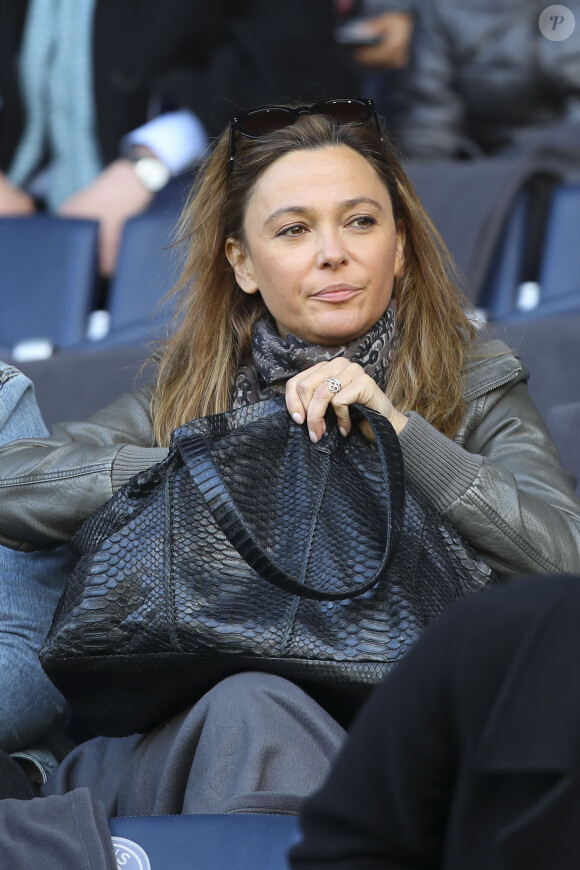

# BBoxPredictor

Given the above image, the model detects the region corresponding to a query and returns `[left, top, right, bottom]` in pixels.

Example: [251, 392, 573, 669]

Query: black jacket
[292, 574, 580, 869]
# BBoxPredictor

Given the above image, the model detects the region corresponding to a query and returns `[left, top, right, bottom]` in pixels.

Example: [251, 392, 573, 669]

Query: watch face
[134, 157, 170, 192]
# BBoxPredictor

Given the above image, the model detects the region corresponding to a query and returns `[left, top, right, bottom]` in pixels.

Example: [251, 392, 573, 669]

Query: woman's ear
[394, 224, 405, 279]
[225, 237, 259, 294]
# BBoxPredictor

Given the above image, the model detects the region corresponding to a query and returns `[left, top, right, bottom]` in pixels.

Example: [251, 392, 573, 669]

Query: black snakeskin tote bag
[40, 397, 497, 736]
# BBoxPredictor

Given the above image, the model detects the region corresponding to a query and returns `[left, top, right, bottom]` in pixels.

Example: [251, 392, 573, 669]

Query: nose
[315, 228, 348, 269]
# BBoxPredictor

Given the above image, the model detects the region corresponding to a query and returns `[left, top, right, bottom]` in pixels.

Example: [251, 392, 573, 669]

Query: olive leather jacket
[0, 340, 579, 579]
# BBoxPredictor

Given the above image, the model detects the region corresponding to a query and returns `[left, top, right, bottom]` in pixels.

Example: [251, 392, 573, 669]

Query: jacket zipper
[466, 368, 524, 403]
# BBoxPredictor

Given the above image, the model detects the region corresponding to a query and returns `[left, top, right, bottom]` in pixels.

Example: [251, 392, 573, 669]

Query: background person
[335, 0, 416, 138]
[0, 0, 360, 274]
[397, 0, 580, 161]
[291, 574, 580, 870]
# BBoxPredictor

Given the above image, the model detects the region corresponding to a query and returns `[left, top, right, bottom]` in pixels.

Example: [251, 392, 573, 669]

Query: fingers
[285, 361, 397, 443]
[330, 373, 394, 443]
[285, 360, 352, 442]
[353, 13, 414, 70]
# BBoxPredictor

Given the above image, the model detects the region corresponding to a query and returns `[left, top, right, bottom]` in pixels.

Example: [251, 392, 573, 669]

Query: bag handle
[177, 404, 405, 601]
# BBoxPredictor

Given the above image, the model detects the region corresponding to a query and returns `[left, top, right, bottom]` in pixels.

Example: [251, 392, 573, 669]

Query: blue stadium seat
[490, 183, 580, 323]
[538, 183, 580, 303]
[16, 345, 151, 427]
[406, 158, 558, 309]
[478, 189, 529, 320]
[108, 813, 300, 870]
[96, 210, 181, 347]
[0, 215, 99, 356]
[493, 312, 580, 420]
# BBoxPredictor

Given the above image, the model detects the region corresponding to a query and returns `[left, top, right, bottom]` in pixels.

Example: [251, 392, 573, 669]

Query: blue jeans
[0, 364, 75, 752]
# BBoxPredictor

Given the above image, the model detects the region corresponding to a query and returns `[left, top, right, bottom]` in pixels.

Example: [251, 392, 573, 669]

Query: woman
[0, 98, 578, 575]
[0, 98, 578, 867]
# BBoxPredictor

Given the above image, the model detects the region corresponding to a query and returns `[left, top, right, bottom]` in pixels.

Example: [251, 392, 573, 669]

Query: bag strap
[177, 405, 405, 601]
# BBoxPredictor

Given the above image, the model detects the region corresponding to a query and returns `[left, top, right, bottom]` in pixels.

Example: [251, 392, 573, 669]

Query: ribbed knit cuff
[398, 412, 483, 511]
[111, 445, 169, 492]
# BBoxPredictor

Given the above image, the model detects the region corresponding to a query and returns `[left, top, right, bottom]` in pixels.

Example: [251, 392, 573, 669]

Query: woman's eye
[349, 216, 376, 228]
[279, 224, 306, 236]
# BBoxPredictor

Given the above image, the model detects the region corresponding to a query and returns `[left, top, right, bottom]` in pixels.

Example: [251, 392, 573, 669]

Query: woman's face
[226, 145, 405, 346]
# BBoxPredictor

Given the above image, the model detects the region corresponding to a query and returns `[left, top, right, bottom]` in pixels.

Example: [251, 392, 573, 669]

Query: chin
[309, 317, 374, 346]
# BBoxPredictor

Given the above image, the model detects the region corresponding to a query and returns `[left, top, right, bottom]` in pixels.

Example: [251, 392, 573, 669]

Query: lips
[312, 284, 362, 302]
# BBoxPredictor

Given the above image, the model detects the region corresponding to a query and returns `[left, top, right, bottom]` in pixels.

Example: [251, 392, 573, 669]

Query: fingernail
[292, 412, 304, 425]
[339, 426, 347, 437]
[309, 430, 318, 443]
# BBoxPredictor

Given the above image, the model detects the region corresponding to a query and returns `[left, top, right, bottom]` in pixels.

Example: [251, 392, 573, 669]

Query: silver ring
[325, 377, 342, 395]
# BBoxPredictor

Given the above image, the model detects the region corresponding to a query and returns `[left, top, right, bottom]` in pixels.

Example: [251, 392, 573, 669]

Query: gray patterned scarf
[234, 301, 397, 407]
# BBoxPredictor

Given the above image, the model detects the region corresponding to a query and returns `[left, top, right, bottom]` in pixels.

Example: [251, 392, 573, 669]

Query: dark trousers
[0, 672, 344, 869]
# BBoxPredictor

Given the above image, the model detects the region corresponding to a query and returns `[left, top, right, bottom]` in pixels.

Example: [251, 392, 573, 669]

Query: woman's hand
[354, 12, 415, 71]
[285, 360, 408, 444]
[58, 160, 154, 276]
[0, 171, 36, 215]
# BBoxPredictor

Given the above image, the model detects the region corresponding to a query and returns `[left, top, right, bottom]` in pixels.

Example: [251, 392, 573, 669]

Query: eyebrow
[262, 197, 385, 230]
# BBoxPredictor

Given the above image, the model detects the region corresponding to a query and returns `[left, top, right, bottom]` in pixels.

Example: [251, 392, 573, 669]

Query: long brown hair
[152, 111, 476, 446]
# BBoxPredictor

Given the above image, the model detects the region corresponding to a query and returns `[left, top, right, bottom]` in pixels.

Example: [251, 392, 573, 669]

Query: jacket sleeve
[398, 381, 580, 578]
[398, 0, 476, 159]
[0, 389, 168, 549]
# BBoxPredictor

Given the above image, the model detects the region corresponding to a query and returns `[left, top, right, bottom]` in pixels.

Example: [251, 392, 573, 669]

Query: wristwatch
[129, 149, 171, 192]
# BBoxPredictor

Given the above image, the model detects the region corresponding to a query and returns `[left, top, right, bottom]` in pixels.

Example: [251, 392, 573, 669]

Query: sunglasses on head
[228, 97, 382, 173]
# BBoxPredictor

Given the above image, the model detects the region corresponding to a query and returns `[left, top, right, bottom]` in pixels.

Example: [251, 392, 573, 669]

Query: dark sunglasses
[228, 97, 382, 173]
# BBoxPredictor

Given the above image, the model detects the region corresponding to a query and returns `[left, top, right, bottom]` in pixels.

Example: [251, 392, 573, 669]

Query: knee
[203, 671, 306, 708]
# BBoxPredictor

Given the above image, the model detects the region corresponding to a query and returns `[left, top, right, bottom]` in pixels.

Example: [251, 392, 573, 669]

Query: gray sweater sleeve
[0, 388, 168, 549]
[398, 383, 580, 578]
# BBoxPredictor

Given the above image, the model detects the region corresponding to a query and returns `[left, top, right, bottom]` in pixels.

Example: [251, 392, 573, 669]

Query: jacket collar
[463, 338, 528, 402]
